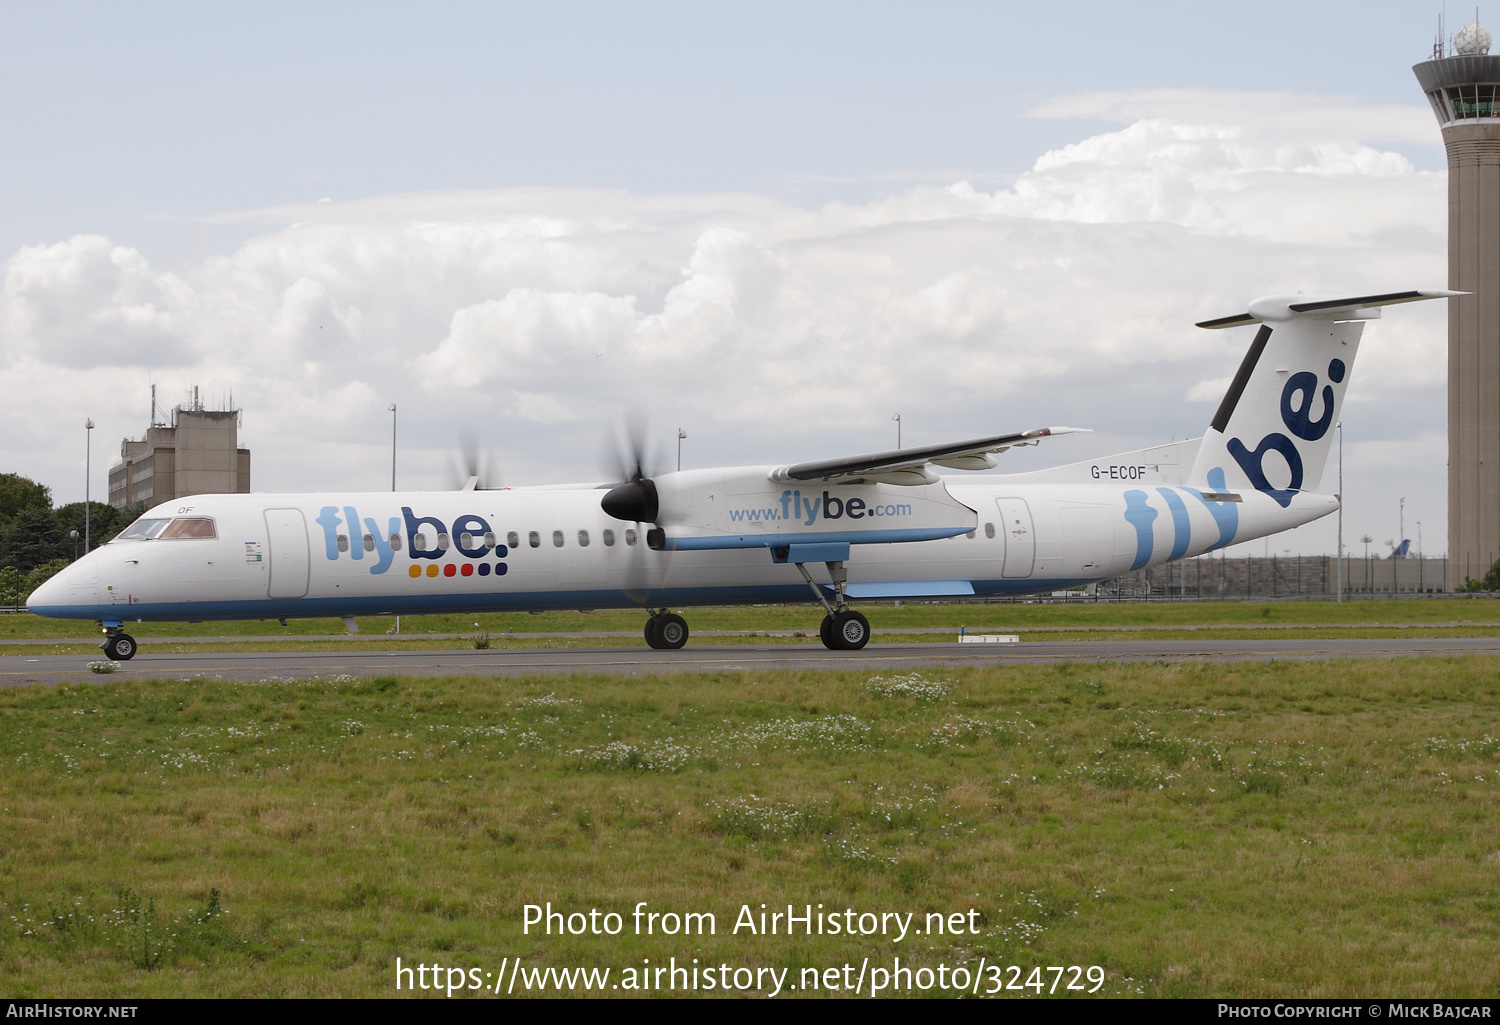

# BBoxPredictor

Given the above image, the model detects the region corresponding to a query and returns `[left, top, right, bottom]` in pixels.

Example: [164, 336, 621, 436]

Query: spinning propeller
[600, 413, 662, 523]
[446, 431, 503, 491]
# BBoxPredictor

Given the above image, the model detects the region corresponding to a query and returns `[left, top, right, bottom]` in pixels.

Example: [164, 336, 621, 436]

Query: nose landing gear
[101, 628, 137, 661]
[643, 609, 689, 649]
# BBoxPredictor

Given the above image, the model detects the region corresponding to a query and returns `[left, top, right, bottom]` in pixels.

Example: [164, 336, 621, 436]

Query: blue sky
[0, 2, 1468, 557]
[0, 2, 1451, 261]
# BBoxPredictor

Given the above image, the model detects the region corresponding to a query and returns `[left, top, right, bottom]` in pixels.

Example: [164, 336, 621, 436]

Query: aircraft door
[996, 498, 1035, 578]
[264, 509, 310, 599]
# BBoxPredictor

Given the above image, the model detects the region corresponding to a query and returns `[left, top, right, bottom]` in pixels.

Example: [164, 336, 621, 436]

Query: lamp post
[892, 413, 901, 450]
[1360, 534, 1373, 594]
[1335, 421, 1343, 602]
[1399, 496, 1406, 554]
[84, 419, 94, 554]
[677, 428, 686, 471]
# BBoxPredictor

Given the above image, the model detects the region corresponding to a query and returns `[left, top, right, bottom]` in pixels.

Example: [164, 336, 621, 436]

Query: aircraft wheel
[830, 610, 870, 650]
[819, 615, 835, 650]
[643, 617, 663, 649]
[655, 613, 689, 650]
[103, 634, 137, 661]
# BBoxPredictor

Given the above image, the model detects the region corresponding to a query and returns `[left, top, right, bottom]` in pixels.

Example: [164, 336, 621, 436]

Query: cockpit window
[115, 518, 171, 540]
[158, 517, 217, 539]
[114, 516, 217, 541]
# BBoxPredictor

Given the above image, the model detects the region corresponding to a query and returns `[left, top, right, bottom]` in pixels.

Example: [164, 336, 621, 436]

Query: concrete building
[108, 390, 250, 509]
[1414, 21, 1500, 583]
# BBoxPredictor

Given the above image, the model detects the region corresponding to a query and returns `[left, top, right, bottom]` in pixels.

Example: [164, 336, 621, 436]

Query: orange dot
[460, 563, 473, 577]
[443, 564, 457, 577]
[408, 566, 420, 578]
[426, 565, 439, 577]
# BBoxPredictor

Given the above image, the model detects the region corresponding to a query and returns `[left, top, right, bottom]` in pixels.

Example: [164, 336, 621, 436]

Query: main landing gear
[793, 558, 870, 651]
[100, 625, 138, 661]
[643, 609, 689, 650]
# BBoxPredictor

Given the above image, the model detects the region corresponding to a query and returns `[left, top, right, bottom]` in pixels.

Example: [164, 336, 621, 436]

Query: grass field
[1, 656, 1497, 998]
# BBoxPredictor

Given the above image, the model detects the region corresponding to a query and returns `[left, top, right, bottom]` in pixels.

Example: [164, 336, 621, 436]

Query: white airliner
[29, 290, 1454, 660]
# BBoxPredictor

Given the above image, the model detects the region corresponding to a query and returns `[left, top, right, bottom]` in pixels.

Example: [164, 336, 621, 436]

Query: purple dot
[478, 563, 491, 577]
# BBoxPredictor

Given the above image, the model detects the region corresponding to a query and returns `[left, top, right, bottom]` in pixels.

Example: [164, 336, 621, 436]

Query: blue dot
[1328, 358, 1346, 383]
[478, 563, 491, 576]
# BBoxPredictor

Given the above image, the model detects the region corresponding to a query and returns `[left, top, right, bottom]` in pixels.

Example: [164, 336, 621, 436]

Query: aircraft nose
[25, 567, 72, 615]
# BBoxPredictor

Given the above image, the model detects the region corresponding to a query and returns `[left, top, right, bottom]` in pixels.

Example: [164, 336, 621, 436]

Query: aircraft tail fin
[1187, 290, 1458, 506]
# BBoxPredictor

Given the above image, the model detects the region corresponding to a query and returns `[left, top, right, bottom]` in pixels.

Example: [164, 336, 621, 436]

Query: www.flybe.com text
[730, 491, 913, 525]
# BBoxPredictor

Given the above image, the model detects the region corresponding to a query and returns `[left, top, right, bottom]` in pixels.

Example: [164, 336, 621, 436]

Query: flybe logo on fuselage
[313, 506, 509, 576]
[1226, 358, 1343, 509]
[729, 490, 914, 526]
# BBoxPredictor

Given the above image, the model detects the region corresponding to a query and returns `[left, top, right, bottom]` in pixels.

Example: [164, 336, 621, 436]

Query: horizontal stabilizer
[775, 427, 1089, 485]
[1197, 289, 1464, 329]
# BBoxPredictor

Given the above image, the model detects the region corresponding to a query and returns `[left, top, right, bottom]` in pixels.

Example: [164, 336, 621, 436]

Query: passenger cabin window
[158, 517, 216, 540]
[508, 531, 520, 549]
[552, 530, 565, 548]
[985, 522, 995, 539]
[363, 533, 376, 552]
[336, 534, 349, 553]
[578, 530, 590, 547]
[528, 531, 540, 548]
[415, 533, 428, 550]
[116, 518, 171, 540]
[625, 528, 637, 546]
[483, 531, 496, 550]
[602, 529, 615, 547]
[389, 533, 403, 551]
[437, 532, 450, 551]
[459, 532, 473, 550]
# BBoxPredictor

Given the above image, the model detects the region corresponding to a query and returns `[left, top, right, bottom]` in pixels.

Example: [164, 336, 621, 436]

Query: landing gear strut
[793, 558, 870, 651]
[101, 628, 137, 661]
[643, 609, 689, 650]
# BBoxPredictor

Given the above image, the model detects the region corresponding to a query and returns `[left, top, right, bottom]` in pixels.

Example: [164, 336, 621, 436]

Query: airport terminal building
[108, 393, 250, 510]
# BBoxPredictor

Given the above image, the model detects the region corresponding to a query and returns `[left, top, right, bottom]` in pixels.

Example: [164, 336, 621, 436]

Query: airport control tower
[1415, 19, 1500, 580]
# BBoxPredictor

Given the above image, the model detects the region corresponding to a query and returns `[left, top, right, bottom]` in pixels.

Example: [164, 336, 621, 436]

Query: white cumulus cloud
[0, 89, 1449, 555]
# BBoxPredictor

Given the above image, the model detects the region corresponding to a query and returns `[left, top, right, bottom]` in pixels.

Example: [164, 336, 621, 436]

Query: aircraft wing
[774, 426, 1089, 485]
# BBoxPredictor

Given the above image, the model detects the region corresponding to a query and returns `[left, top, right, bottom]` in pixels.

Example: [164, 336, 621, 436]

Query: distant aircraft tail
[1187, 290, 1458, 506]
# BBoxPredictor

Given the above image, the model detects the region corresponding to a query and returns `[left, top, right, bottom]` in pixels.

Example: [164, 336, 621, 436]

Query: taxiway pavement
[4, 636, 1500, 687]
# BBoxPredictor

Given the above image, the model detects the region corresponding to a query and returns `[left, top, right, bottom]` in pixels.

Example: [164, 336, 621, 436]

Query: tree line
[0, 472, 146, 608]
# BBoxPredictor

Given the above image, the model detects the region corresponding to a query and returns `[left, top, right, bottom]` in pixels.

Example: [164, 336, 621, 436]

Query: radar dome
[1455, 21, 1493, 55]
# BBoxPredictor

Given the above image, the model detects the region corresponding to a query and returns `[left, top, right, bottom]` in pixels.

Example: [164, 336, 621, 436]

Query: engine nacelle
[623, 466, 977, 550]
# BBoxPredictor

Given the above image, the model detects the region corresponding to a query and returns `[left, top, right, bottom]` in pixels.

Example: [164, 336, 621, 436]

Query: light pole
[892, 413, 901, 450]
[84, 419, 94, 554]
[1360, 534, 1373, 594]
[1335, 421, 1343, 602]
[1417, 520, 1424, 592]
[1399, 496, 1407, 554]
[388, 404, 397, 491]
[677, 428, 686, 471]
